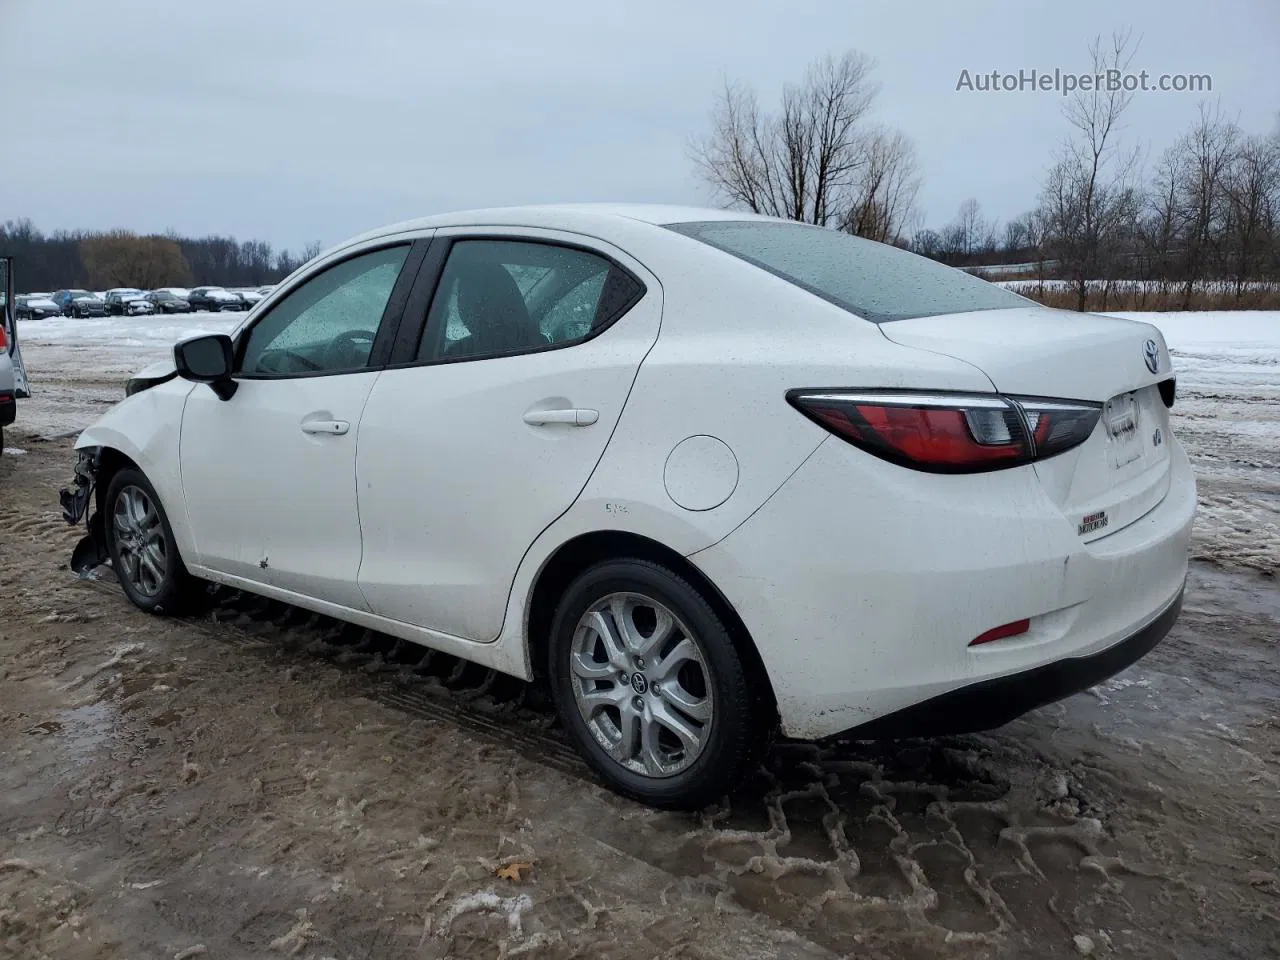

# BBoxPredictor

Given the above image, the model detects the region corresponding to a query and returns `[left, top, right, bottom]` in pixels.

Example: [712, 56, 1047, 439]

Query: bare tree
[1003, 214, 1030, 256]
[1221, 129, 1277, 295]
[940, 198, 996, 262]
[910, 228, 943, 259]
[1037, 30, 1143, 310]
[840, 127, 921, 242]
[1166, 103, 1240, 304]
[1138, 148, 1183, 283]
[693, 52, 922, 234]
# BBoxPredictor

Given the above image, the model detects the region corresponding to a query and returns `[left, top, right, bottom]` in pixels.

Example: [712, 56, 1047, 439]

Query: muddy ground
[2, 349, 1279, 958]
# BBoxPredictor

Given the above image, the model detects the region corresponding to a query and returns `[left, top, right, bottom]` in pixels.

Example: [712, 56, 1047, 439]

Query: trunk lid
[879, 307, 1175, 542]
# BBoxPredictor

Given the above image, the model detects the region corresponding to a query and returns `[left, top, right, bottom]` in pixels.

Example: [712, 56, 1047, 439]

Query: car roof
[338, 203, 780, 249]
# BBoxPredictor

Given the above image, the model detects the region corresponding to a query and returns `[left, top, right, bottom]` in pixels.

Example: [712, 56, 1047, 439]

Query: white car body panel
[75, 377, 197, 560]
[690, 434, 1195, 738]
[180, 372, 379, 611]
[355, 227, 664, 642]
[69, 203, 1195, 747]
[878, 307, 1172, 402]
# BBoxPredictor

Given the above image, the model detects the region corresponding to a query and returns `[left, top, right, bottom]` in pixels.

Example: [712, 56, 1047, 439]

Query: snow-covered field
[13, 312, 243, 437]
[12, 309, 1280, 573]
[998, 278, 1280, 294]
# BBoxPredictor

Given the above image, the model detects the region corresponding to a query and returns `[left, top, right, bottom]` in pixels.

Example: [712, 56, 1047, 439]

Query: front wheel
[548, 559, 759, 809]
[104, 468, 200, 614]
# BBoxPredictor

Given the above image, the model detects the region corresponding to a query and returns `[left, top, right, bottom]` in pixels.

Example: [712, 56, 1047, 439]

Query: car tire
[104, 468, 202, 615]
[548, 558, 758, 810]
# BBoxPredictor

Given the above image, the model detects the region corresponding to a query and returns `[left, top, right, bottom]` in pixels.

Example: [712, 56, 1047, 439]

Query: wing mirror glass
[174, 333, 238, 400]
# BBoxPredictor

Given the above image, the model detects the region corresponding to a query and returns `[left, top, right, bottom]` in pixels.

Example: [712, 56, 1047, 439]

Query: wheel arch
[92, 445, 141, 515]
[523, 529, 778, 723]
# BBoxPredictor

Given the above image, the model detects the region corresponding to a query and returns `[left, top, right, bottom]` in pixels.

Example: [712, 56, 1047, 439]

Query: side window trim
[231, 237, 431, 381]
[384, 233, 647, 369]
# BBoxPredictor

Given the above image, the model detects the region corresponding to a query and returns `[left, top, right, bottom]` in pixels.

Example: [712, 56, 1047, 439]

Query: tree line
[0, 218, 323, 293]
[693, 34, 1280, 310]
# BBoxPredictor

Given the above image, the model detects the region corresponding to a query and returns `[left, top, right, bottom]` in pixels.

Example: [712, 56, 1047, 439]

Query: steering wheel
[258, 348, 322, 373]
[324, 329, 377, 369]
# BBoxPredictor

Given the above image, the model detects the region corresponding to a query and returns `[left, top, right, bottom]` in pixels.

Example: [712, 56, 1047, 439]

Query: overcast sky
[2, 0, 1276, 252]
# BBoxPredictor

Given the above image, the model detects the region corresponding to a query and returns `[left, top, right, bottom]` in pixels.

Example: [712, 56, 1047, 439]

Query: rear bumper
[690, 434, 1196, 739]
[843, 583, 1182, 738]
[0, 392, 15, 427]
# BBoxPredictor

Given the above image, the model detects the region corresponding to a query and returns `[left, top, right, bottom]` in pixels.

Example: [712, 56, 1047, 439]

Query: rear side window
[416, 239, 644, 363]
[666, 221, 1030, 324]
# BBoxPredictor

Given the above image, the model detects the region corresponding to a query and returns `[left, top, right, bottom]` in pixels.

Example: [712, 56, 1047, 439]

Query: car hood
[134, 358, 177, 380]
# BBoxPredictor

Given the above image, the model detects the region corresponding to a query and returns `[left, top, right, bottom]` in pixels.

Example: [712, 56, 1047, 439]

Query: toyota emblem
[1143, 339, 1160, 374]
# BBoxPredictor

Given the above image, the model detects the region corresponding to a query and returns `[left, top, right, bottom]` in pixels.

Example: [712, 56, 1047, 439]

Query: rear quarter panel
[498, 226, 1000, 664]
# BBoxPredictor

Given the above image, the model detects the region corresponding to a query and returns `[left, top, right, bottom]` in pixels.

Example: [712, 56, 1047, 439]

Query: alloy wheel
[569, 592, 714, 778]
[112, 484, 169, 597]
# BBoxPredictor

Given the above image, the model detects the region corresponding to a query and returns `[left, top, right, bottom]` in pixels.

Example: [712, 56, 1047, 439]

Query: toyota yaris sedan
[60, 204, 1195, 808]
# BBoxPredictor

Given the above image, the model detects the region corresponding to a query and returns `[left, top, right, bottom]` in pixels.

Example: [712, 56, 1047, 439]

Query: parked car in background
[15, 295, 62, 321]
[58, 204, 1194, 809]
[187, 286, 244, 312]
[145, 290, 193, 314]
[155, 287, 191, 300]
[234, 288, 265, 310]
[104, 288, 157, 316]
[52, 290, 107, 317]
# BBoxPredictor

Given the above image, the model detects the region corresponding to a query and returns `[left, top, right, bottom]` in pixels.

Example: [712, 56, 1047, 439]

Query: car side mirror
[174, 333, 238, 400]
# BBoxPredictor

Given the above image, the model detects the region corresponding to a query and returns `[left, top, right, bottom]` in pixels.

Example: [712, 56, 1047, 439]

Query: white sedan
[60, 204, 1195, 808]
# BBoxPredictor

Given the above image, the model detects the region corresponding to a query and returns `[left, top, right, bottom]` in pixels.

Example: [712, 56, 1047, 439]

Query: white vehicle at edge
[59, 204, 1195, 808]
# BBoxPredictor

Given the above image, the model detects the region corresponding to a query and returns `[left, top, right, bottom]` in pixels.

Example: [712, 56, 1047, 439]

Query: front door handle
[523, 408, 599, 427]
[301, 419, 350, 436]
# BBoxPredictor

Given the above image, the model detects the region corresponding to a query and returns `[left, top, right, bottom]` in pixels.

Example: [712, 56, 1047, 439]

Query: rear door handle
[522, 408, 599, 427]
[301, 419, 350, 436]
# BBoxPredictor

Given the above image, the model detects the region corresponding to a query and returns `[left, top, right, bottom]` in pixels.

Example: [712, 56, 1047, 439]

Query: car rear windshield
[665, 220, 1030, 324]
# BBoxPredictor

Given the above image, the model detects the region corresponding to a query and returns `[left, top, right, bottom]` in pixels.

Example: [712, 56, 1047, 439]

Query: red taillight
[970, 618, 1030, 646]
[0, 326, 7, 350]
[788, 390, 1101, 473]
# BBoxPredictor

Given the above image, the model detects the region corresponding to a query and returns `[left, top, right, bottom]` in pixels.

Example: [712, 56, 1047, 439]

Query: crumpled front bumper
[59, 447, 110, 574]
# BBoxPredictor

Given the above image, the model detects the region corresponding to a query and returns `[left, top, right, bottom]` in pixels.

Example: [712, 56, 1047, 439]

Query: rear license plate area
[1103, 392, 1141, 469]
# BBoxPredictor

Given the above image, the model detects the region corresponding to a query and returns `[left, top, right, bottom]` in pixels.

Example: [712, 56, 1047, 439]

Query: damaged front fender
[59, 447, 110, 575]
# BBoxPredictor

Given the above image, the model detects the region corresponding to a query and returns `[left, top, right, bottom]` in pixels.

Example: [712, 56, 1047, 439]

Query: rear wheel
[104, 468, 201, 614]
[548, 559, 758, 809]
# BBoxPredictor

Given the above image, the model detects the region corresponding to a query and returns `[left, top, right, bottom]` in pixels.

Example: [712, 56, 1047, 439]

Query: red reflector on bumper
[970, 618, 1030, 647]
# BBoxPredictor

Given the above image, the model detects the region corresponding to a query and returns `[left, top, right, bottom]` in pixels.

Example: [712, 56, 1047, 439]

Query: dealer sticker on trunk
[1078, 510, 1109, 536]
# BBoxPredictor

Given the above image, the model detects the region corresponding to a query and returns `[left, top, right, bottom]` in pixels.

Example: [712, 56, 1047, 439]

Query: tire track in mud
[63, 571, 1236, 958]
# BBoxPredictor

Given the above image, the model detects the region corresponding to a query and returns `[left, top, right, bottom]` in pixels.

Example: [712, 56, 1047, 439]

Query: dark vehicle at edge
[15, 295, 61, 321]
